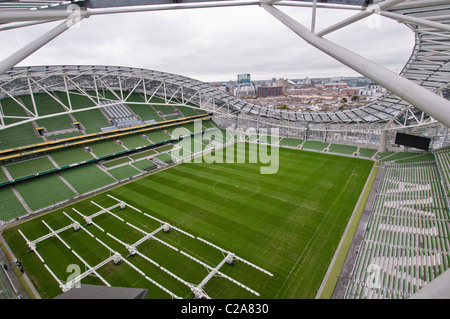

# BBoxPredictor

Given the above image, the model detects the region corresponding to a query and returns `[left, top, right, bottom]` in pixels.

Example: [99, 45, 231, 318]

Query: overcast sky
[0, 5, 415, 83]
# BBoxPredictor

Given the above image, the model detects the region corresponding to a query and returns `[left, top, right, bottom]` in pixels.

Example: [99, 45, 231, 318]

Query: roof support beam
[315, 0, 406, 37]
[0, 0, 364, 25]
[0, 8, 88, 24]
[262, 3, 450, 128]
[311, 0, 317, 33]
[390, 0, 450, 10]
[0, 19, 61, 31]
[380, 11, 450, 33]
[0, 18, 83, 76]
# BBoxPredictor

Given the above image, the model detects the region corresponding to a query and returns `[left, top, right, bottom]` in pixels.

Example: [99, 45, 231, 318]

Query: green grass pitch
[2, 143, 374, 299]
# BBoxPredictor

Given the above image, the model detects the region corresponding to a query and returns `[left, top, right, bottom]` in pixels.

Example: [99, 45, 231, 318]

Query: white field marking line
[96, 237, 181, 299]
[180, 164, 328, 215]
[278, 168, 353, 296]
[274, 213, 328, 298]
[72, 208, 105, 232]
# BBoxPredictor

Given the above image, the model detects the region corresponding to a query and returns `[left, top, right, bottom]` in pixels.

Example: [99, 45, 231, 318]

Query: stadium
[0, 0, 449, 301]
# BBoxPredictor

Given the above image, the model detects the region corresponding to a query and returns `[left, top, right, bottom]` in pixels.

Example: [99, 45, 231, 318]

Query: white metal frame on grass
[18, 217, 81, 255]
[18, 213, 114, 292]
[18, 194, 273, 298]
[106, 194, 273, 299]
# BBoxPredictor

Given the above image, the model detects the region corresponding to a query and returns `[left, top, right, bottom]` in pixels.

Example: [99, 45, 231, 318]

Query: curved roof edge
[0, 1, 449, 127]
[78, 0, 368, 9]
[0, 0, 368, 13]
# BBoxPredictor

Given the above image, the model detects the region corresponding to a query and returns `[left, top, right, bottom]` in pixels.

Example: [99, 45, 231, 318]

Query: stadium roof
[0, 0, 449, 130]
[0, 0, 369, 12]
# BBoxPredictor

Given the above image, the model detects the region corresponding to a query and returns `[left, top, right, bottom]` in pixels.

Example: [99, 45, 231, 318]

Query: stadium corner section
[315, 161, 380, 299]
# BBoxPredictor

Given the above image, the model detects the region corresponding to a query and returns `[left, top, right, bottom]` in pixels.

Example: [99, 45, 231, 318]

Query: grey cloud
[0, 6, 415, 83]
